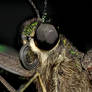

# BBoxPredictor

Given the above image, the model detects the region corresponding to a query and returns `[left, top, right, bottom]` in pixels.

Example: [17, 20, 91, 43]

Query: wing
[0, 45, 34, 77]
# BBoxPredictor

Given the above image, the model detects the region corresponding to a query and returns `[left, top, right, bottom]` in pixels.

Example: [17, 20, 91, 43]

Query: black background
[0, 0, 92, 91]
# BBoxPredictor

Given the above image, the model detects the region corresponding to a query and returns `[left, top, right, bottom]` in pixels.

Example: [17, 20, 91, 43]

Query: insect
[0, 0, 92, 92]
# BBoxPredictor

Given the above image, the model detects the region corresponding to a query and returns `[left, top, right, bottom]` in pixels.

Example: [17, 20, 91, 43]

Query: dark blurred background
[0, 0, 92, 91]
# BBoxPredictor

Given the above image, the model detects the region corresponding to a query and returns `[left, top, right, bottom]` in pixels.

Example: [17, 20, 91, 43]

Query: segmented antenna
[28, 0, 40, 19]
[42, 0, 48, 22]
[43, 0, 47, 14]
[28, 0, 48, 22]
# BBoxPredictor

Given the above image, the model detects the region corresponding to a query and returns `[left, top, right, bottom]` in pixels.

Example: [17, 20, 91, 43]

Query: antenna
[42, 0, 48, 22]
[28, 0, 40, 19]
[43, 0, 47, 15]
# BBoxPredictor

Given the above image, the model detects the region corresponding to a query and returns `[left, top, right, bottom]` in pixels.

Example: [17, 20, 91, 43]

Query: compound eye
[21, 20, 38, 45]
[34, 24, 59, 50]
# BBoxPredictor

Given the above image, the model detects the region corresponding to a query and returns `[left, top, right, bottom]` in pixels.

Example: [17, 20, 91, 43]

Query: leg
[0, 75, 16, 92]
[19, 73, 38, 92]
[38, 73, 47, 92]
[19, 72, 47, 92]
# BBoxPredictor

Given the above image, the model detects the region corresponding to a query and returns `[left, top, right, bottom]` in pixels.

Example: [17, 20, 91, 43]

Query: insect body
[0, 0, 92, 92]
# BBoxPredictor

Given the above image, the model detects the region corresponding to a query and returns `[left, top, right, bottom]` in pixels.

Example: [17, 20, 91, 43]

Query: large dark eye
[34, 24, 59, 50]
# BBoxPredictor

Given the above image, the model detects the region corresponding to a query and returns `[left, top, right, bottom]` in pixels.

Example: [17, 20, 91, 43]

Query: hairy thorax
[33, 35, 92, 92]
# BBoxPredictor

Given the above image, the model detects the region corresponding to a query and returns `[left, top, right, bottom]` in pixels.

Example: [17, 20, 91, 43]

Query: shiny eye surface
[34, 24, 59, 50]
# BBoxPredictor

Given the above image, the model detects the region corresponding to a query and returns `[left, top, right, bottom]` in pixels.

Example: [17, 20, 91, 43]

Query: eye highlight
[34, 24, 59, 50]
